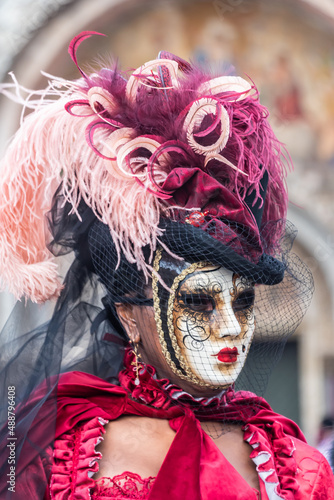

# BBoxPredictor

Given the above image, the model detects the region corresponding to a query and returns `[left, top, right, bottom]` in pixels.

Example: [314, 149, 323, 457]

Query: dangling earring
[131, 342, 142, 386]
[242, 344, 246, 353]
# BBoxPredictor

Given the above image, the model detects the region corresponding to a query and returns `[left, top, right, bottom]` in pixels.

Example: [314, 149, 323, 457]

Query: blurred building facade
[0, 0, 334, 445]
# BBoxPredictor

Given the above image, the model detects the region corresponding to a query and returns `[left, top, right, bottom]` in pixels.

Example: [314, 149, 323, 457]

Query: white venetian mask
[153, 250, 255, 388]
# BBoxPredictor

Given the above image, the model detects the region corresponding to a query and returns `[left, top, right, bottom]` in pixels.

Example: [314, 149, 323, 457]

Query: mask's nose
[213, 300, 241, 338]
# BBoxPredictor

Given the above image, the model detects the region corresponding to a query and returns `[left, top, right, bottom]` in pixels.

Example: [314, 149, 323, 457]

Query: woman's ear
[114, 303, 140, 343]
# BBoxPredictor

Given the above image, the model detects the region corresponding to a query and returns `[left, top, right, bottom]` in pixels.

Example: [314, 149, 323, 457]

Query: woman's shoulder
[291, 436, 334, 498]
[242, 404, 334, 499]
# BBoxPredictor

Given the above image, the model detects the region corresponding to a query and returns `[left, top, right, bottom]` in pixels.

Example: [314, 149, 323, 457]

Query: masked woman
[0, 32, 332, 500]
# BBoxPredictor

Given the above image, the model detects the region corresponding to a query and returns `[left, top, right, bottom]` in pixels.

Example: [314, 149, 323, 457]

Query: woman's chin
[167, 372, 232, 398]
[143, 350, 234, 398]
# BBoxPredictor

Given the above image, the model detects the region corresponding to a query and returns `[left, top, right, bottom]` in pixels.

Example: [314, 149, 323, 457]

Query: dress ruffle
[47, 371, 333, 499]
[118, 348, 235, 412]
[243, 421, 299, 499]
[50, 416, 108, 500]
[50, 412, 302, 500]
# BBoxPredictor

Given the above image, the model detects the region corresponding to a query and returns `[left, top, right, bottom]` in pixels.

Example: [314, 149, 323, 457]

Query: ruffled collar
[118, 350, 302, 498]
[118, 348, 240, 417]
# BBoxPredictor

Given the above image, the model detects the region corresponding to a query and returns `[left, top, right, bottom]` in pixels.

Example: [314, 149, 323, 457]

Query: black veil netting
[0, 189, 313, 498]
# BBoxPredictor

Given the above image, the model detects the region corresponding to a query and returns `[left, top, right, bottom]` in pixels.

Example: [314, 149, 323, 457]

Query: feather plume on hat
[0, 32, 290, 303]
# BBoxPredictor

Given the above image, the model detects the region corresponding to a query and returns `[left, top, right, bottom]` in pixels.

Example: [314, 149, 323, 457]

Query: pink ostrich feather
[0, 94, 70, 301]
[0, 74, 163, 301]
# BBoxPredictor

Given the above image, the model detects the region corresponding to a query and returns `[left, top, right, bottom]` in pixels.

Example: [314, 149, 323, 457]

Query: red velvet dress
[1, 351, 333, 499]
[44, 360, 334, 500]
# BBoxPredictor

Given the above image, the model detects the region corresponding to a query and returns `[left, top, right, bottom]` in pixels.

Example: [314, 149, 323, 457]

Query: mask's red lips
[212, 347, 238, 363]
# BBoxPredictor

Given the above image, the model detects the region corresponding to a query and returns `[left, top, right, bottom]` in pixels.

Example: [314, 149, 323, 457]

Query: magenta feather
[64, 100, 93, 117]
[85, 120, 118, 160]
[68, 31, 106, 80]
[147, 141, 190, 196]
[193, 104, 222, 139]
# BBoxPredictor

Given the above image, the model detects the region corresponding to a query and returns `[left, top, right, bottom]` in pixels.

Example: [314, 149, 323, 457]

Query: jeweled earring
[131, 342, 142, 385]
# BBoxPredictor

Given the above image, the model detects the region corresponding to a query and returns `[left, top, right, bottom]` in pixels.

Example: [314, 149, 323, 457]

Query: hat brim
[159, 218, 285, 285]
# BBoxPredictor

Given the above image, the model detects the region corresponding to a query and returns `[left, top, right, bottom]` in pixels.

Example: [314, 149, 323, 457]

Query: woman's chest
[200, 421, 260, 491]
[96, 418, 259, 491]
[50, 414, 261, 500]
[94, 416, 176, 480]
